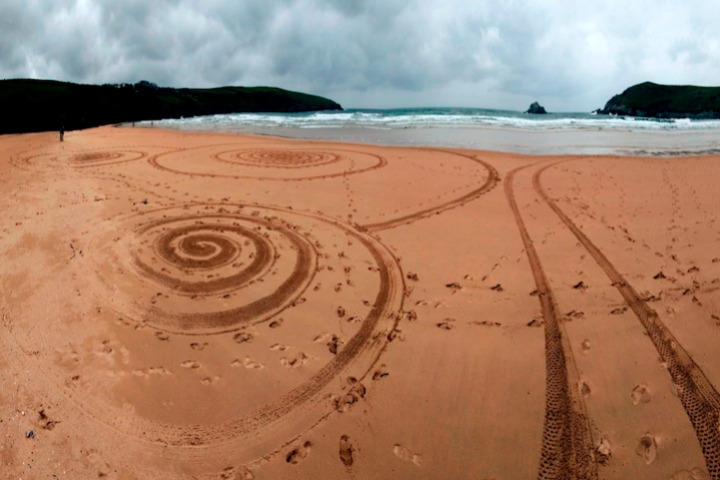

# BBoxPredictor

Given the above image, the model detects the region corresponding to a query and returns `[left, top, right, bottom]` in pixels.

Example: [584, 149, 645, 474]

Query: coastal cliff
[599, 82, 720, 118]
[0, 79, 343, 134]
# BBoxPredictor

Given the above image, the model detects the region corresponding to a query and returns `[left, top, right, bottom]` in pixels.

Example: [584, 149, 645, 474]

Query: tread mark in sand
[535, 161, 720, 479]
[505, 164, 598, 480]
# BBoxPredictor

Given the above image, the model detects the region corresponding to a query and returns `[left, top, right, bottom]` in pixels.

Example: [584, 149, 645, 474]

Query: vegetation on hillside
[599, 82, 720, 118]
[0, 79, 343, 134]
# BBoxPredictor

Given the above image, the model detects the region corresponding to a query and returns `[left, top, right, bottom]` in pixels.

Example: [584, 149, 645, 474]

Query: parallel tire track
[535, 161, 720, 479]
[362, 149, 499, 231]
[505, 165, 598, 480]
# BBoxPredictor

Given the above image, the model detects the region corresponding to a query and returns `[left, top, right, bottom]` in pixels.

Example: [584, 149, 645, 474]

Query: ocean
[138, 107, 720, 156]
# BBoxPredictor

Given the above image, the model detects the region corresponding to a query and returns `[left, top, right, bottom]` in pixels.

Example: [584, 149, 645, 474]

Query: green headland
[599, 81, 720, 118]
[0, 79, 343, 134]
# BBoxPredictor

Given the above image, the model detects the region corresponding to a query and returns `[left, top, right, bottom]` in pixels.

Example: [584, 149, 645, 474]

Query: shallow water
[136, 108, 720, 155]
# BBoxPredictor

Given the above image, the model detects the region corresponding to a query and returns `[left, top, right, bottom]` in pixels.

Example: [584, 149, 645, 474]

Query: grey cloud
[3, 0, 720, 110]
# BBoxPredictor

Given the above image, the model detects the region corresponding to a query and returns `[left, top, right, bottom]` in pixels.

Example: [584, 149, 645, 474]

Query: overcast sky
[3, 0, 719, 111]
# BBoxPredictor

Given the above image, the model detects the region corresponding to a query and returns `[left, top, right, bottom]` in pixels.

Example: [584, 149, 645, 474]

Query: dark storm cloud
[3, 0, 720, 109]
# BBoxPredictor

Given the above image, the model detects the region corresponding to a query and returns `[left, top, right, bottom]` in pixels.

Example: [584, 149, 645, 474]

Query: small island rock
[526, 101, 547, 114]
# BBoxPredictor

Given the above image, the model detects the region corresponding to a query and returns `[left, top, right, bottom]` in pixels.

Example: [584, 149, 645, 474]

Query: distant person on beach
[59, 125, 64, 142]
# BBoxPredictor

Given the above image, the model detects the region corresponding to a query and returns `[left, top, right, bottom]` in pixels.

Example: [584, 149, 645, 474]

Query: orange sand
[0, 127, 718, 479]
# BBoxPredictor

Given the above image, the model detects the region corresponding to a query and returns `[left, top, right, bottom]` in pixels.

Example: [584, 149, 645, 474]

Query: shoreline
[127, 122, 720, 157]
[1, 126, 718, 479]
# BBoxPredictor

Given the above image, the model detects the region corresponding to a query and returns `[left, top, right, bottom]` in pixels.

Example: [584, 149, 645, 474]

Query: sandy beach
[1, 126, 719, 479]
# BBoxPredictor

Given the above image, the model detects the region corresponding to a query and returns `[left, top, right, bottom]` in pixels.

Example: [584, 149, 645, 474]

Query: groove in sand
[536, 161, 720, 479]
[505, 164, 598, 480]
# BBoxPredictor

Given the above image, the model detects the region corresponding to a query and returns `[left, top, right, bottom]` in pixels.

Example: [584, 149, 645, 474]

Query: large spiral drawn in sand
[78, 202, 404, 453]
[98, 208, 317, 334]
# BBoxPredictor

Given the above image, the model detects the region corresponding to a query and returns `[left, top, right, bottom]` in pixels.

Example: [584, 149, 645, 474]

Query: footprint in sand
[334, 377, 367, 413]
[313, 332, 332, 343]
[201, 376, 220, 385]
[286, 441, 313, 464]
[636, 434, 658, 464]
[527, 318, 544, 327]
[217, 466, 254, 480]
[190, 342, 209, 351]
[281, 353, 309, 368]
[233, 331, 253, 343]
[327, 335, 343, 355]
[155, 331, 170, 341]
[631, 384, 652, 404]
[372, 364, 389, 380]
[578, 378, 591, 397]
[596, 438, 612, 465]
[445, 282, 462, 293]
[339, 435, 354, 466]
[436, 318, 455, 330]
[181, 360, 201, 369]
[133, 366, 172, 378]
[393, 444, 423, 466]
[405, 310, 418, 321]
[231, 357, 264, 369]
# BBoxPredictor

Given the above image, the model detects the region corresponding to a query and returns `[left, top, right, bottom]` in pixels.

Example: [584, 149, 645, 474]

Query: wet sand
[0, 126, 718, 479]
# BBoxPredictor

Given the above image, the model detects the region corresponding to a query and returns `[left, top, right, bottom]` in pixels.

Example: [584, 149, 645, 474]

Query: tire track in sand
[362, 149, 499, 231]
[535, 161, 720, 479]
[505, 164, 598, 480]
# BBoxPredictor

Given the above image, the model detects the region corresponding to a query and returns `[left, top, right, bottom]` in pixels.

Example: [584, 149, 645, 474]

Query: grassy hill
[600, 82, 720, 118]
[0, 79, 343, 134]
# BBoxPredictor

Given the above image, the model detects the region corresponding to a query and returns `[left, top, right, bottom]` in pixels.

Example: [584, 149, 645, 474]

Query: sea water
[138, 107, 720, 155]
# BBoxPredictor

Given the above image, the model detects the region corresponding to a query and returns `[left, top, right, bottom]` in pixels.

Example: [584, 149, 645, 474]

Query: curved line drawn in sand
[361, 149, 499, 231]
[536, 161, 720, 479]
[120, 211, 316, 334]
[75, 203, 405, 454]
[147, 144, 387, 182]
[505, 164, 598, 480]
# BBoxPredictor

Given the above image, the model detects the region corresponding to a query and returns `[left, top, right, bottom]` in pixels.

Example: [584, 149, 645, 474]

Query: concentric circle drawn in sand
[12, 148, 147, 170]
[216, 148, 340, 169]
[79, 203, 404, 454]
[69, 149, 146, 168]
[148, 144, 387, 181]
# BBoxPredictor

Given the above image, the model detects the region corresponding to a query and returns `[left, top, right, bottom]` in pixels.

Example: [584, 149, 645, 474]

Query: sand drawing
[1, 127, 719, 479]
